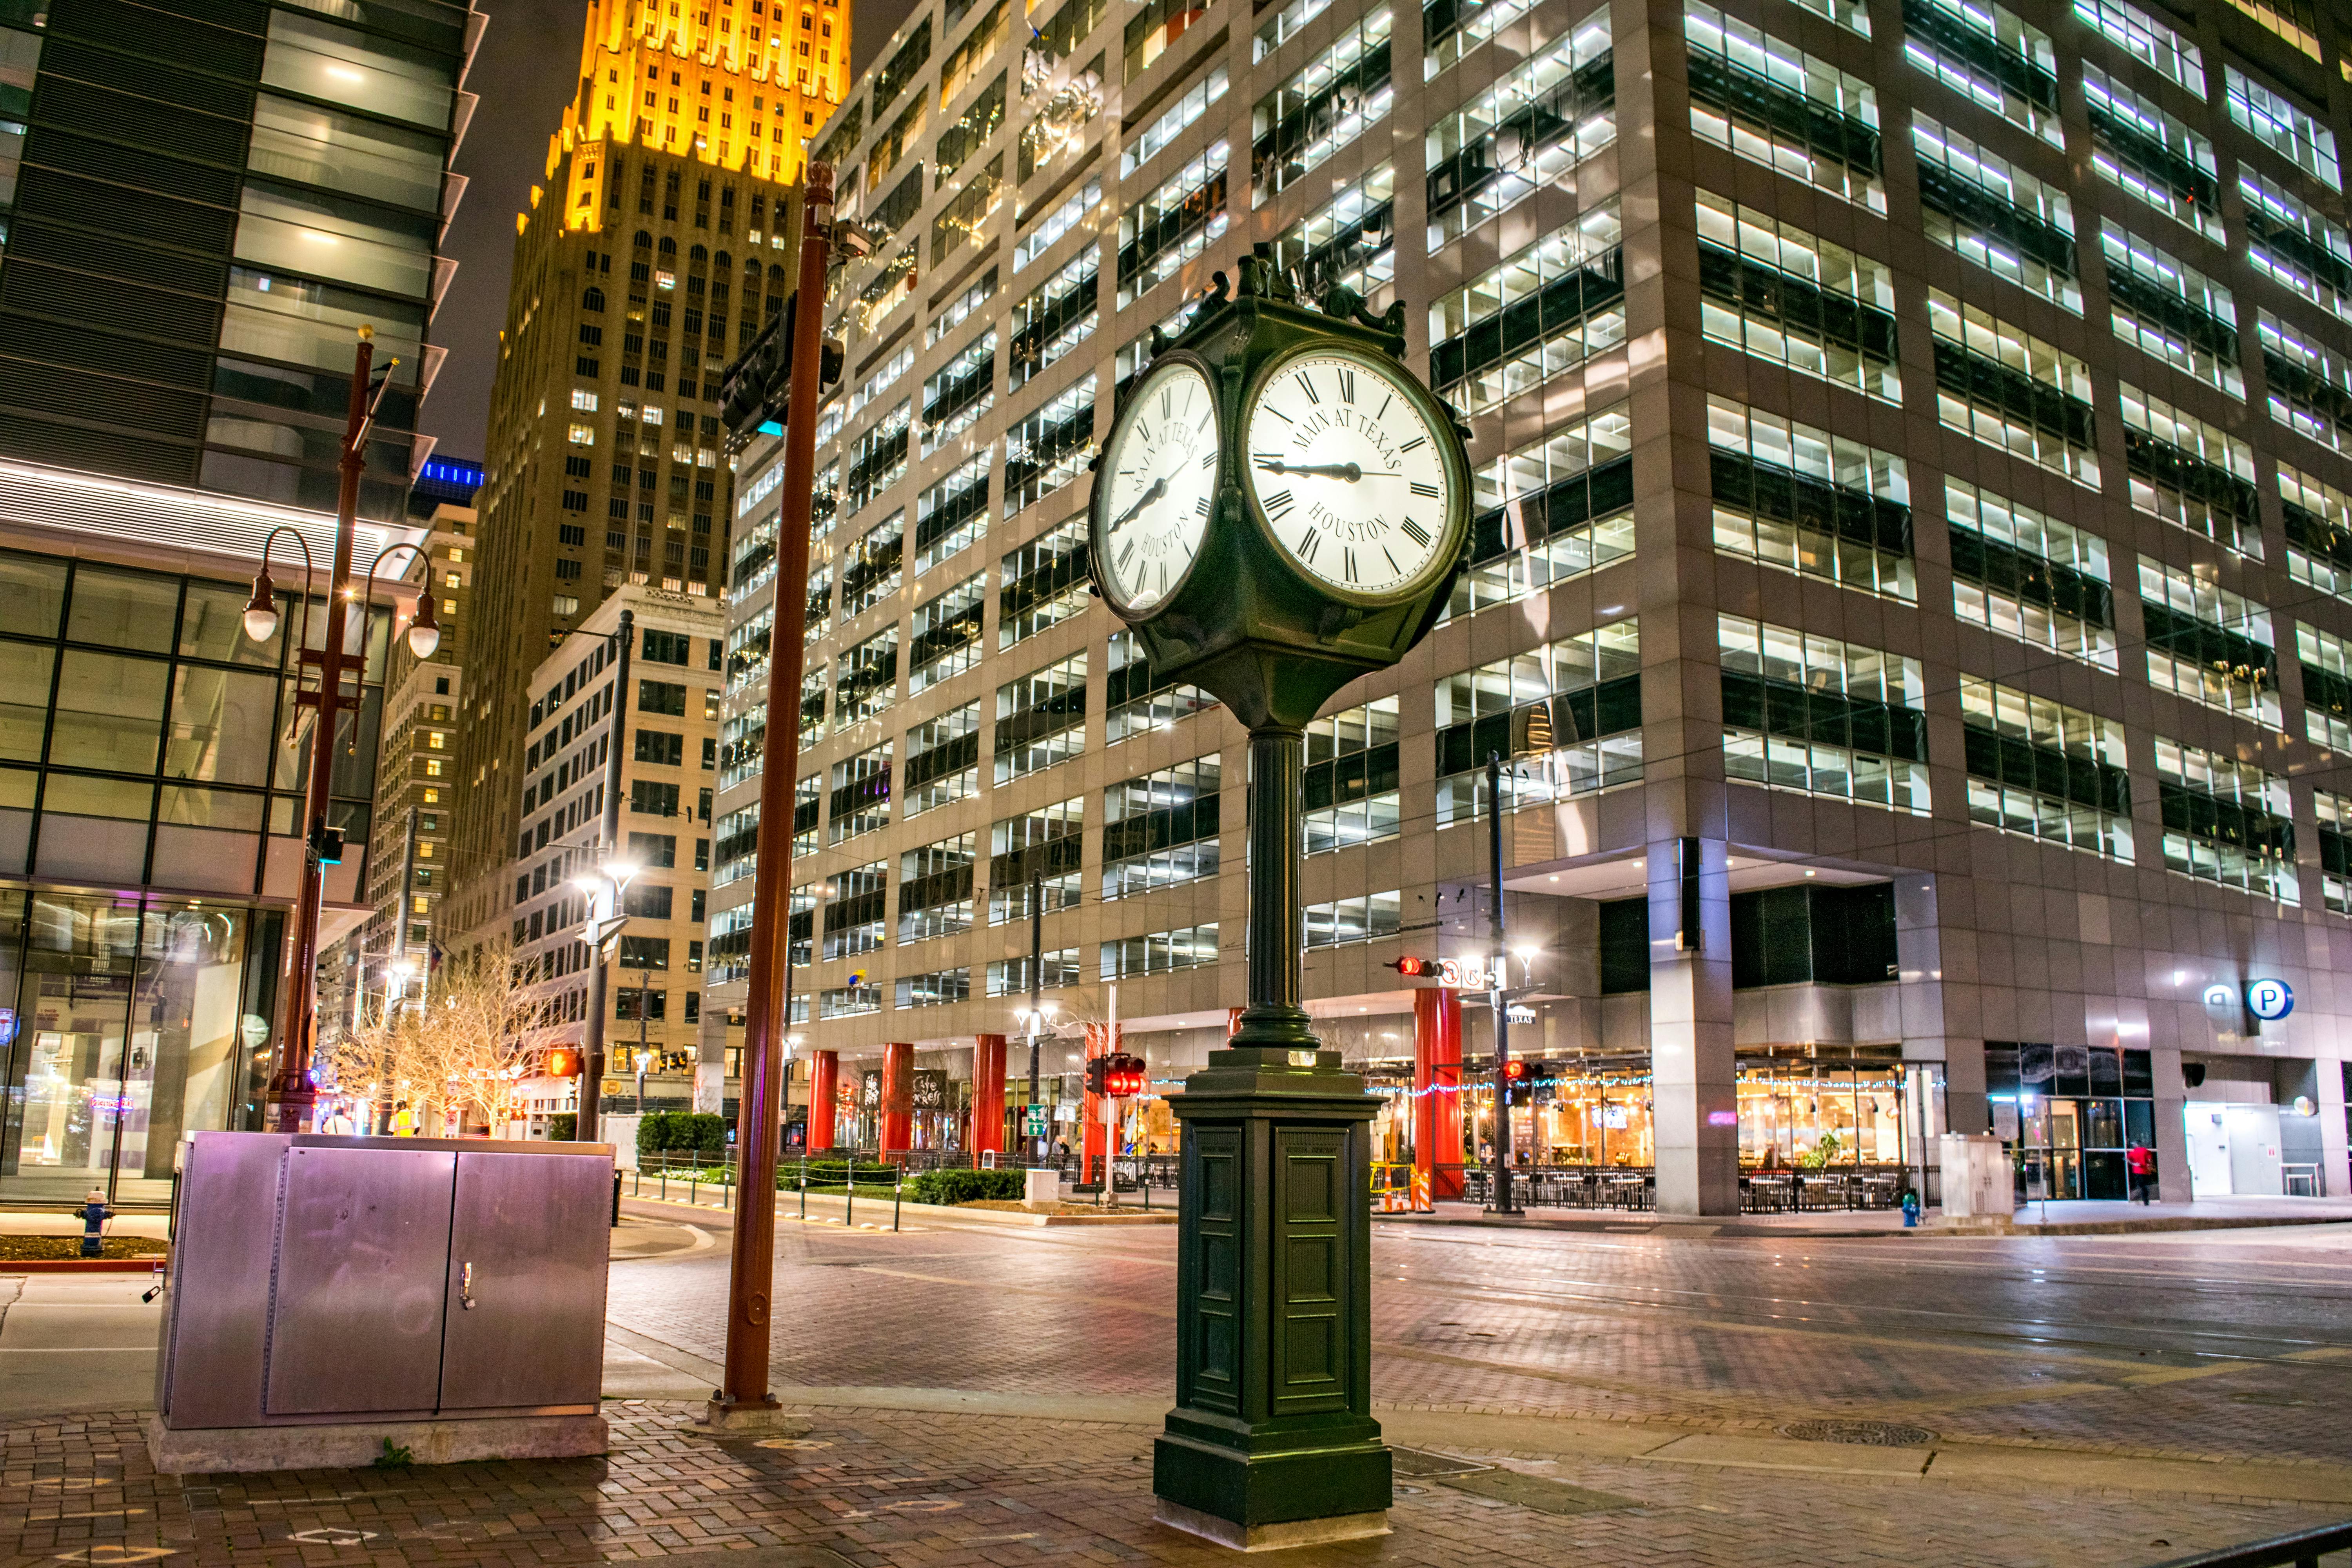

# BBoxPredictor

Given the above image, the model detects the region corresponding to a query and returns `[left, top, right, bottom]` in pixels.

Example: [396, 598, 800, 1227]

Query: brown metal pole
[267, 327, 373, 1134]
[715, 166, 833, 1423]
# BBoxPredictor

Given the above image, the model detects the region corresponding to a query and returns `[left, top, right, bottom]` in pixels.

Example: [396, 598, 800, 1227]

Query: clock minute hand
[1254, 460, 1397, 481]
[1108, 476, 1169, 531]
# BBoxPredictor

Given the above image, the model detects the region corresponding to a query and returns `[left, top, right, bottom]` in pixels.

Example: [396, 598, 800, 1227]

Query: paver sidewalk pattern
[5, 1211, 2352, 1564]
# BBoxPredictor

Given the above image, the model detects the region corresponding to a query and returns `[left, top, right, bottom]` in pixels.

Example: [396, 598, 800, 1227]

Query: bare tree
[316, 946, 564, 1136]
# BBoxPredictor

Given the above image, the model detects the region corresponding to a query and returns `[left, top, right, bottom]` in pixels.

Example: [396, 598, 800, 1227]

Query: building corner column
[1650, 836, 1737, 1216]
[973, 1033, 1008, 1155]
[808, 1049, 839, 1151]
[879, 1041, 913, 1154]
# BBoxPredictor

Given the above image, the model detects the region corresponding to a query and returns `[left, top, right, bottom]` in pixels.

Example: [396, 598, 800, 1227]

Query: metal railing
[2145, 1521, 2352, 1567]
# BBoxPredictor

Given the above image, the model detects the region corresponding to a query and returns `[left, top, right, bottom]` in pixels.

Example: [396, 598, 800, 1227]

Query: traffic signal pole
[1485, 753, 1521, 1216]
[711, 164, 834, 1433]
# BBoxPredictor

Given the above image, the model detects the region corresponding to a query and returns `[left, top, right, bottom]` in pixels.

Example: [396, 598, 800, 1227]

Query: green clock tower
[1089, 246, 1473, 1549]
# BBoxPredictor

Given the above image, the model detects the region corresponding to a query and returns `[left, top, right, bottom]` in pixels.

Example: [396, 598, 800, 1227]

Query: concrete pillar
[879, 1042, 913, 1154]
[808, 1049, 839, 1151]
[1650, 836, 1737, 1216]
[973, 1033, 1008, 1156]
[1412, 987, 1465, 1200]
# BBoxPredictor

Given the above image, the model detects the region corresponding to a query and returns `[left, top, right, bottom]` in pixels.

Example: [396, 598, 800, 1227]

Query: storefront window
[1736, 1045, 1910, 1169]
[0, 891, 276, 1205]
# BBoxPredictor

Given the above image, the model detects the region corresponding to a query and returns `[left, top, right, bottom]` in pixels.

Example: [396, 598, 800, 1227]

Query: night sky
[424, 0, 921, 461]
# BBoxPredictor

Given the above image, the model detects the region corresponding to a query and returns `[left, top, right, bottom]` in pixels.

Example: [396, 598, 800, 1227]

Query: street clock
[1089, 249, 1472, 730]
[1105, 248, 1475, 1549]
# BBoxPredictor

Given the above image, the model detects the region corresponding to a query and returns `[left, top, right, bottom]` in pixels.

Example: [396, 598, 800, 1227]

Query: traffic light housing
[308, 821, 345, 865]
[718, 294, 848, 432]
[1501, 1059, 1528, 1083]
[546, 1045, 582, 1078]
[1087, 1053, 1148, 1096]
[1387, 956, 1442, 978]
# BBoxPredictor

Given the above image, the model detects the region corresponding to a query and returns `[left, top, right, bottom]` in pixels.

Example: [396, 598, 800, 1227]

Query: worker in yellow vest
[389, 1101, 417, 1137]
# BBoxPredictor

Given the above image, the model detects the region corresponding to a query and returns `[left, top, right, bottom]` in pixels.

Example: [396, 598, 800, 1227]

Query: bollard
[845, 1153, 855, 1227]
[610, 1167, 622, 1228]
[893, 1166, 902, 1233]
[799, 1158, 808, 1221]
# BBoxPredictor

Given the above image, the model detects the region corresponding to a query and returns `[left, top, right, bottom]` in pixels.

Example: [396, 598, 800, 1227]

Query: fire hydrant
[1900, 1190, 1921, 1228]
[79, 1188, 111, 1258]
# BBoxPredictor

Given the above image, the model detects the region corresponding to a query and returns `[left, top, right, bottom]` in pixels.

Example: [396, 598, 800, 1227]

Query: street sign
[1024, 1106, 1047, 1136]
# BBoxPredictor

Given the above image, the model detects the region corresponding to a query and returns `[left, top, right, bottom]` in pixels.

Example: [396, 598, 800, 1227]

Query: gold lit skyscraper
[444, 0, 849, 1009]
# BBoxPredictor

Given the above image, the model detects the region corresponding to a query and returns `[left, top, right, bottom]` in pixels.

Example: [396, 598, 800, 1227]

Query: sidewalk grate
[1776, 1419, 1936, 1447]
[1388, 1446, 1491, 1477]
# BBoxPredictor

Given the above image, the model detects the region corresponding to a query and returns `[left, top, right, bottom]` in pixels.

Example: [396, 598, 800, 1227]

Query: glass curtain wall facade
[711, 0, 2352, 1207]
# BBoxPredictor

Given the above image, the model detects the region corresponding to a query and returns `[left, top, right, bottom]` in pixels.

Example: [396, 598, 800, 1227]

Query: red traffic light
[1501, 1060, 1528, 1082]
[1090, 1053, 1148, 1096]
[546, 1045, 582, 1078]
[1388, 956, 1442, 977]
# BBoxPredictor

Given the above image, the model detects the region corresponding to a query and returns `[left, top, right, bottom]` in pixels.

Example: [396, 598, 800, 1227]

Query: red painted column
[879, 1041, 913, 1155]
[808, 1050, 839, 1151]
[972, 1033, 1008, 1156]
[1414, 987, 1466, 1201]
[1082, 1022, 1115, 1179]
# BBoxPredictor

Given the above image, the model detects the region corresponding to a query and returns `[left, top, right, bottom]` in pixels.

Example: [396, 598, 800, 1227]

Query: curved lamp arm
[358, 539, 443, 660]
[241, 524, 318, 655]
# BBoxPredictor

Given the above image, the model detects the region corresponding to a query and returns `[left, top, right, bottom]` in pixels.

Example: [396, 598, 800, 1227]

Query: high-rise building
[446, 0, 850, 963]
[0, 0, 472, 515]
[713, 0, 2352, 1205]
[0, 0, 472, 1203]
[499, 585, 729, 1127]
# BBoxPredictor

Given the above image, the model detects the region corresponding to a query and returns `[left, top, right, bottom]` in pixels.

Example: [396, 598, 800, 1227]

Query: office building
[497, 584, 729, 1125]
[445, 0, 851, 965]
[716, 0, 2352, 1206]
[0, 0, 470, 1202]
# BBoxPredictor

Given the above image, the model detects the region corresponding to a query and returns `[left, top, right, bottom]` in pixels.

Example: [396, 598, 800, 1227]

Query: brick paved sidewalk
[1, 1400, 2337, 1568]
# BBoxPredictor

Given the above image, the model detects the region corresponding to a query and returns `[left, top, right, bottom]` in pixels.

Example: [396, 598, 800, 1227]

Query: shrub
[637, 1110, 728, 1156]
[546, 1112, 577, 1141]
[905, 1168, 1029, 1205]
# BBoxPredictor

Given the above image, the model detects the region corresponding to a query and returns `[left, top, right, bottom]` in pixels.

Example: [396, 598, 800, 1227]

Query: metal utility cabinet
[149, 1131, 614, 1474]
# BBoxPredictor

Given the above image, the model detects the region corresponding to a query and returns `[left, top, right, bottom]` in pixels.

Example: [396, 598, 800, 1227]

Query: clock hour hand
[1108, 476, 1169, 531]
[1253, 459, 1397, 481]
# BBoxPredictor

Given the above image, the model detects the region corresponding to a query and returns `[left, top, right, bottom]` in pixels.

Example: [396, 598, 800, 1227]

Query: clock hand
[1253, 460, 1399, 481]
[1108, 476, 1169, 531]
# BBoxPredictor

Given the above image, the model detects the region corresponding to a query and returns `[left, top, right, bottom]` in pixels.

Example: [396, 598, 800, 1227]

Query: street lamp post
[241, 327, 438, 1132]
[565, 606, 635, 1145]
[573, 857, 640, 1141]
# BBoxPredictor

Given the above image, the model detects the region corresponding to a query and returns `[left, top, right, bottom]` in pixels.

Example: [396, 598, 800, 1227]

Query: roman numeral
[1339, 368, 1357, 403]
[1410, 481, 1439, 499]
[1194, 495, 1210, 516]
[1159, 562, 1169, 591]
[1383, 544, 1402, 576]
[1399, 436, 1426, 453]
[1160, 388, 1172, 419]
[1118, 539, 1136, 570]
[1295, 529, 1320, 563]
[1264, 408, 1292, 424]
[1296, 372, 1319, 404]
[1401, 519, 1432, 547]
[1377, 394, 1393, 420]
[1263, 488, 1294, 519]
[1253, 452, 1283, 465]
[1200, 451, 1217, 470]
[1342, 547, 1359, 583]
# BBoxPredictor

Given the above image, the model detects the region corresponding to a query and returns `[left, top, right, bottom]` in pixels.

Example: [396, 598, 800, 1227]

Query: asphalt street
[606, 1204, 2352, 1467]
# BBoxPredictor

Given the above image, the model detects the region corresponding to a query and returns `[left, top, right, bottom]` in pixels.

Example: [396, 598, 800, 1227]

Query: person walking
[389, 1100, 417, 1136]
[2126, 1141, 2155, 1204]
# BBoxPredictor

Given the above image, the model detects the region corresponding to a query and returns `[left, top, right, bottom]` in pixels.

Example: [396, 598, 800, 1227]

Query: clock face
[1097, 361, 1221, 613]
[1243, 351, 1454, 596]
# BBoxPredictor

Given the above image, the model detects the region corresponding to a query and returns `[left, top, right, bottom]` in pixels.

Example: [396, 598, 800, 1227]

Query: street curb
[618, 1192, 1177, 1228]
[0, 1258, 168, 1273]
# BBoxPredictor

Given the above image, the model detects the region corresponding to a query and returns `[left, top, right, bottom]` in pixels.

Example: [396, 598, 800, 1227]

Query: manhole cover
[1776, 1419, 1936, 1447]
